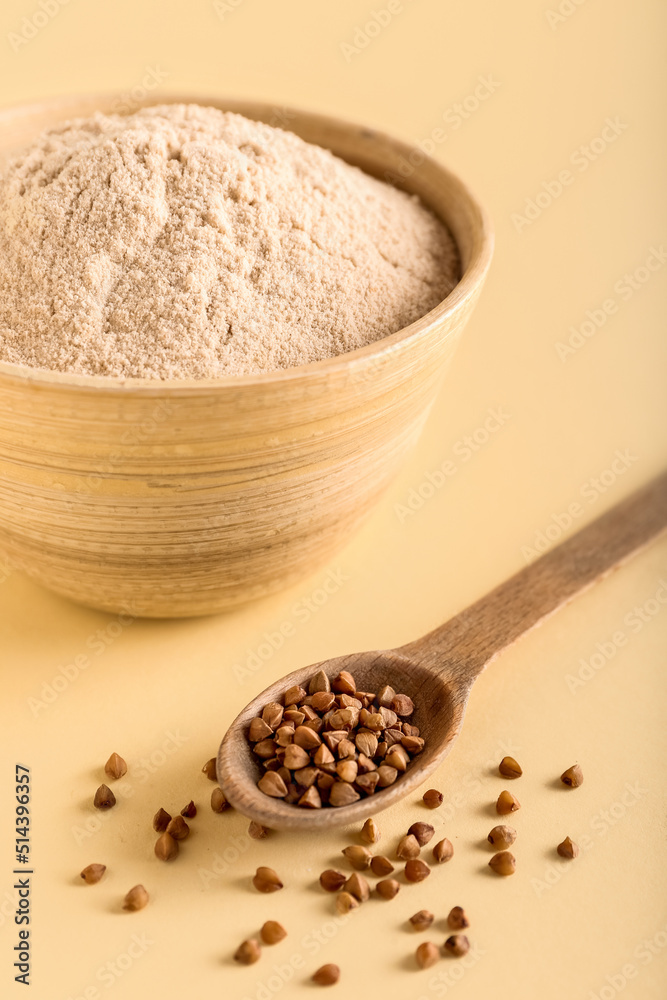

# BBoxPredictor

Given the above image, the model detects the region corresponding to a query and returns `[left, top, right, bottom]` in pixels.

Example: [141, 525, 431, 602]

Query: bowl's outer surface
[0, 95, 493, 616]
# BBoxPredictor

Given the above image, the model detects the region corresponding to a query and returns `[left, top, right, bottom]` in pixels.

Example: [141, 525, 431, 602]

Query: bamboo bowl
[0, 95, 493, 617]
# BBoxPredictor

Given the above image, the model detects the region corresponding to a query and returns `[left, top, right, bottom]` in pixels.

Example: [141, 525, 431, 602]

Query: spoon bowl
[217, 472, 667, 829]
[217, 649, 464, 830]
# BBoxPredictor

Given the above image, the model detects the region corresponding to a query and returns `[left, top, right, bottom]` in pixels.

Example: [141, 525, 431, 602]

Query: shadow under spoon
[217, 471, 667, 830]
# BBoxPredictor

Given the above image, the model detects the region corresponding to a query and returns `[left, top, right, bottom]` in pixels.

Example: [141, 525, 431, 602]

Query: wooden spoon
[217, 471, 667, 829]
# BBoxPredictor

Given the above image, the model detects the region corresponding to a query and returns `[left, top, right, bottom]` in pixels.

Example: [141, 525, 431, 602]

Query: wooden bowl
[0, 95, 493, 617]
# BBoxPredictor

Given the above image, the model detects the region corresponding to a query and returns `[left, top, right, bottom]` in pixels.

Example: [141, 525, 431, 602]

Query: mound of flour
[0, 104, 459, 378]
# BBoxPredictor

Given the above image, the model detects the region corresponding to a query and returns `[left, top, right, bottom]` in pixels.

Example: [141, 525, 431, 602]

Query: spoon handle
[403, 470, 667, 684]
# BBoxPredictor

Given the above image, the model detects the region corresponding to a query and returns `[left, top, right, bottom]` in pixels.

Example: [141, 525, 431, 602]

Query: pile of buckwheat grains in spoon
[246, 669, 422, 807]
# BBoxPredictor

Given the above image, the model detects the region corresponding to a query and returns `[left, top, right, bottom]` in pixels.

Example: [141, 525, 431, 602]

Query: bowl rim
[0, 93, 494, 394]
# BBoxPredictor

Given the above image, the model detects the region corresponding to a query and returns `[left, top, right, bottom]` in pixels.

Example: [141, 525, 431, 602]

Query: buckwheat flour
[0, 104, 459, 379]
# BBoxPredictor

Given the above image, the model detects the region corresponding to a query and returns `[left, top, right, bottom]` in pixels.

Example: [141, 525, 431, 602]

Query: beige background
[1, 1, 666, 998]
